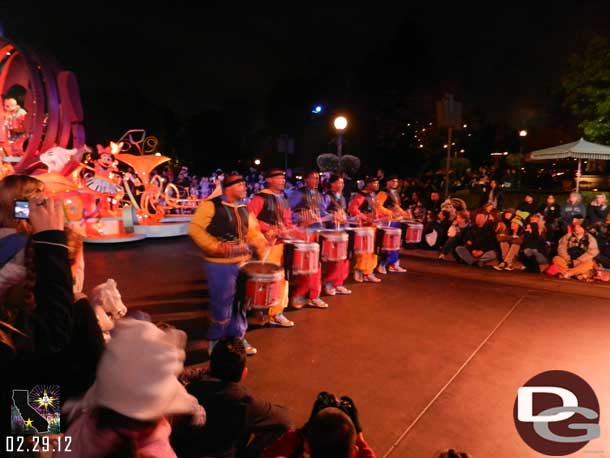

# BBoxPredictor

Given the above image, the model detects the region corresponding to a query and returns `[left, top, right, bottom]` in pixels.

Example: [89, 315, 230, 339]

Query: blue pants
[381, 250, 400, 266]
[381, 221, 401, 266]
[204, 261, 247, 340]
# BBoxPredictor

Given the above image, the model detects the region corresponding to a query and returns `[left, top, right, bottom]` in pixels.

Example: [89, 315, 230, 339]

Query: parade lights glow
[254, 159, 261, 165]
[312, 105, 323, 114]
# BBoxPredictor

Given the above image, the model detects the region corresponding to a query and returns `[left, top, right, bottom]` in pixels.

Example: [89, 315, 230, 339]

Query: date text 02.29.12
[5, 435, 72, 453]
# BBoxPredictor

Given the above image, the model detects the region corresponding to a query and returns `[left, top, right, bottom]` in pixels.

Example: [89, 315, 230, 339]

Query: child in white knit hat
[58, 319, 205, 458]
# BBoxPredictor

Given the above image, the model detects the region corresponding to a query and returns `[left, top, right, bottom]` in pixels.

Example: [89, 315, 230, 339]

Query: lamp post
[519, 129, 527, 154]
[333, 116, 348, 158]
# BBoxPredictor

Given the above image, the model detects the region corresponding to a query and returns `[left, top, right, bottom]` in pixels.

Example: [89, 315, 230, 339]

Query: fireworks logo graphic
[11, 385, 61, 434]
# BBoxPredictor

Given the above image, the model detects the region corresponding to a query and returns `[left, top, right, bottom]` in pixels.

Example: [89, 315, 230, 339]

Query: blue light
[312, 105, 323, 114]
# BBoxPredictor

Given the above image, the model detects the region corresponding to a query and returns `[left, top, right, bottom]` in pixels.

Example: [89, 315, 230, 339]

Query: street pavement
[84, 237, 610, 457]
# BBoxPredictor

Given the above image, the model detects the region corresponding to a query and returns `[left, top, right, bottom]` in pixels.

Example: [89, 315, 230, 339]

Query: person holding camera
[261, 391, 376, 458]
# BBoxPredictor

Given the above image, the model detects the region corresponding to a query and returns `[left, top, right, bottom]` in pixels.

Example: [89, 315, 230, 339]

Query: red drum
[320, 231, 348, 261]
[379, 226, 402, 251]
[404, 221, 423, 244]
[241, 262, 284, 310]
[353, 227, 375, 254]
[291, 242, 320, 274]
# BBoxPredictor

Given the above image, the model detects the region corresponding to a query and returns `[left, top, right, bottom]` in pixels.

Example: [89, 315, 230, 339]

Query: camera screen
[14, 200, 30, 219]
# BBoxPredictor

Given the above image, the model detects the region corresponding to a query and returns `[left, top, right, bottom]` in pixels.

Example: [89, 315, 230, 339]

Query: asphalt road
[84, 237, 610, 457]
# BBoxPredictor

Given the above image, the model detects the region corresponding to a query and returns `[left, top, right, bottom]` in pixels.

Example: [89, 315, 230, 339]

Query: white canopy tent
[529, 138, 610, 191]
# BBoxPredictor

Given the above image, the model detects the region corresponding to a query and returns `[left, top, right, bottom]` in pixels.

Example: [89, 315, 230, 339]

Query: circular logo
[513, 370, 600, 455]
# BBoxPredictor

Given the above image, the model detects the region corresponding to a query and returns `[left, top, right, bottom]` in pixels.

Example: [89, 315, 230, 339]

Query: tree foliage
[563, 36, 610, 143]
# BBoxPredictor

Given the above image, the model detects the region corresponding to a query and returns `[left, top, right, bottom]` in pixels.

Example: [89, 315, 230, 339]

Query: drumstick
[262, 233, 277, 263]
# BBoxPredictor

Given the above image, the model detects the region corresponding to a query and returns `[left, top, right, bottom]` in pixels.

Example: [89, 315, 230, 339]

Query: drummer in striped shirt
[320, 174, 352, 296]
[287, 170, 329, 309]
[376, 175, 408, 274]
[347, 176, 383, 283]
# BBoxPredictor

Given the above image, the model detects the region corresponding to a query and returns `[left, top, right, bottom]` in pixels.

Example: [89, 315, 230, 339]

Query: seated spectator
[426, 191, 442, 214]
[590, 218, 610, 269]
[551, 223, 599, 280]
[494, 211, 526, 271]
[422, 210, 451, 250]
[408, 192, 426, 221]
[438, 211, 470, 260]
[172, 337, 292, 458]
[540, 194, 561, 247]
[58, 319, 205, 458]
[587, 193, 610, 226]
[262, 392, 375, 458]
[521, 217, 549, 272]
[455, 213, 497, 266]
[479, 179, 503, 209]
[561, 192, 586, 231]
[517, 193, 537, 216]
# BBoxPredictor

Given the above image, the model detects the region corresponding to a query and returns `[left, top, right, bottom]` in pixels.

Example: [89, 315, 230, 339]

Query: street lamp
[333, 116, 348, 157]
[254, 159, 261, 166]
[519, 130, 528, 154]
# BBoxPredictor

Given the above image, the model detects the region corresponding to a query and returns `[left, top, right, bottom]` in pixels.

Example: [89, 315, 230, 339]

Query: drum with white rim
[290, 241, 320, 275]
[378, 226, 402, 251]
[320, 230, 349, 261]
[352, 226, 376, 254]
[240, 261, 284, 309]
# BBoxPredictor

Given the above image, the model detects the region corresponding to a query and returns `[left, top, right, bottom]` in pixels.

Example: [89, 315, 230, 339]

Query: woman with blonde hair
[0, 174, 103, 433]
[561, 192, 586, 230]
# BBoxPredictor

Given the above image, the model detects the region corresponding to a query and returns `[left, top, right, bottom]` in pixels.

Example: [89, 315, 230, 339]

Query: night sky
[2, 2, 610, 173]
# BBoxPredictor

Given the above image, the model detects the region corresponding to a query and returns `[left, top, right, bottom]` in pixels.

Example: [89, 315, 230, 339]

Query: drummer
[375, 175, 408, 274]
[188, 173, 268, 356]
[247, 169, 295, 327]
[347, 176, 382, 283]
[320, 174, 352, 296]
[287, 169, 329, 309]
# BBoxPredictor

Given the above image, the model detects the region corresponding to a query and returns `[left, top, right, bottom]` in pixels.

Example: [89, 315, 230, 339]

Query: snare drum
[291, 242, 320, 274]
[320, 231, 348, 261]
[352, 227, 376, 254]
[404, 221, 423, 244]
[240, 262, 284, 310]
[378, 226, 402, 251]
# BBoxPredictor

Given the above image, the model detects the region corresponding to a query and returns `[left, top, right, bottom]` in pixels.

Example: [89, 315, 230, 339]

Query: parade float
[0, 36, 200, 243]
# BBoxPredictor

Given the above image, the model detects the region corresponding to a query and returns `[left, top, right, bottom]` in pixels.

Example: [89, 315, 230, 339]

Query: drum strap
[234, 270, 247, 315]
[283, 243, 294, 281]
[347, 231, 355, 259]
[375, 229, 384, 255]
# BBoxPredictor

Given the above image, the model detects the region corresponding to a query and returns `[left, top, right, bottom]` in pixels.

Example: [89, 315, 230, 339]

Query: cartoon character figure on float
[83, 142, 124, 215]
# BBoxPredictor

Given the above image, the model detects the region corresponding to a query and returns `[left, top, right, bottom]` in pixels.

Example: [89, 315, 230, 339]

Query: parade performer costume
[287, 170, 328, 308]
[85, 142, 124, 195]
[1, 97, 27, 157]
[375, 175, 408, 274]
[247, 169, 295, 327]
[347, 177, 382, 283]
[189, 174, 268, 355]
[320, 174, 352, 296]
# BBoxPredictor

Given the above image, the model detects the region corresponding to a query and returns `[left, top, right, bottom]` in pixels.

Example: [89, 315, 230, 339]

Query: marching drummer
[188, 173, 268, 356]
[320, 174, 352, 296]
[287, 169, 329, 309]
[375, 175, 408, 274]
[247, 169, 295, 327]
[347, 176, 382, 283]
